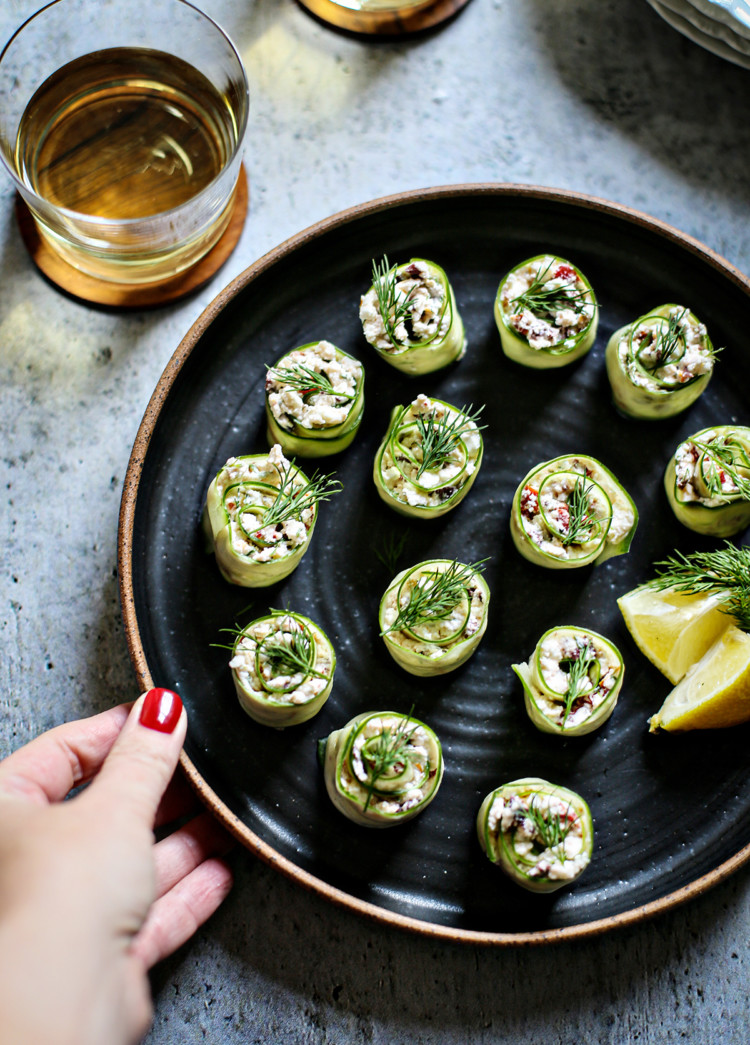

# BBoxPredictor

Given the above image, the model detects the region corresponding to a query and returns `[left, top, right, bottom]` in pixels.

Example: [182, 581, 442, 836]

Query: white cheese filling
[674, 430, 748, 507]
[500, 256, 595, 351]
[229, 615, 332, 706]
[488, 791, 588, 881]
[618, 305, 713, 390]
[534, 631, 619, 728]
[380, 394, 481, 509]
[360, 260, 450, 352]
[341, 716, 433, 814]
[518, 457, 633, 559]
[266, 340, 362, 432]
[218, 445, 314, 563]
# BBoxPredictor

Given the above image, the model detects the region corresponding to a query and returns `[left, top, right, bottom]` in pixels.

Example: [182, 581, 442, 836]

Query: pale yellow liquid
[15, 48, 240, 280]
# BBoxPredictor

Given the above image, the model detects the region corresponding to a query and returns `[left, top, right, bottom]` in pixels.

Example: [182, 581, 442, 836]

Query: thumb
[86, 688, 187, 827]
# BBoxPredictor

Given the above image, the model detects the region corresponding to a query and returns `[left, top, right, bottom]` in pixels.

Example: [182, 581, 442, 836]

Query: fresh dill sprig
[211, 624, 245, 652]
[561, 476, 601, 547]
[560, 637, 597, 727]
[381, 559, 488, 636]
[266, 362, 355, 403]
[524, 794, 576, 854]
[638, 307, 688, 370]
[511, 258, 593, 321]
[414, 404, 486, 479]
[361, 711, 418, 811]
[375, 528, 410, 574]
[257, 461, 342, 529]
[644, 543, 750, 631]
[691, 437, 750, 501]
[372, 255, 413, 344]
[259, 626, 329, 681]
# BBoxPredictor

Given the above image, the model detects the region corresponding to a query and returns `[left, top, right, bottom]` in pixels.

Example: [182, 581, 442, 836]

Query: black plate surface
[123, 186, 750, 940]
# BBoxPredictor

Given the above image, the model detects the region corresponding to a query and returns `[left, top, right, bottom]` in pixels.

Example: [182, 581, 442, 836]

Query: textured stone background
[1, 0, 748, 1041]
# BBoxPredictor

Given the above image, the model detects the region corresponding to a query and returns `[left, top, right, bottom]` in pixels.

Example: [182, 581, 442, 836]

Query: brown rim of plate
[117, 182, 750, 947]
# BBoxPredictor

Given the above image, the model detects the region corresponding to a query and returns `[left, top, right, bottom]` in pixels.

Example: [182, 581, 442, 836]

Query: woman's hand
[0, 689, 234, 1045]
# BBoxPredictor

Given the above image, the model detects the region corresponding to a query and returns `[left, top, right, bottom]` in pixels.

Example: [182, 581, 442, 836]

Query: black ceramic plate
[120, 185, 750, 944]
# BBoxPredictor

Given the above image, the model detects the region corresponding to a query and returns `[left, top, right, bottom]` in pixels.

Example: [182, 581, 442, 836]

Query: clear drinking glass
[0, 0, 249, 284]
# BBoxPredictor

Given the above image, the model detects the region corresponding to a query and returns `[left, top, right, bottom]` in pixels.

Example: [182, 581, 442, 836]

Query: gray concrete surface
[1, 0, 749, 1041]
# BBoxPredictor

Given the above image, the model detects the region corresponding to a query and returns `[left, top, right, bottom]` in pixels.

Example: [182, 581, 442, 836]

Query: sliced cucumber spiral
[512, 626, 624, 736]
[230, 610, 336, 727]
[605, 304, 717, 418]
[476, 777, 593, 892]
[265, 340, 365, 458]
[373, 394, 484, 519]
[379, 558, 490, 676]
[359, 256, 466, 375]
[319, 711, 444, 827]
[494, 254, 598, 368]
[510, 453, 638, 568]
[203, 445, 340, 586]
[665, 425, 750, 537]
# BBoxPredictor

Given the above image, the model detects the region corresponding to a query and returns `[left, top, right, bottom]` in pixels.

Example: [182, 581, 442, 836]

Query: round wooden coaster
[15, 165, 249, 309]
[296, 0, 473, 35]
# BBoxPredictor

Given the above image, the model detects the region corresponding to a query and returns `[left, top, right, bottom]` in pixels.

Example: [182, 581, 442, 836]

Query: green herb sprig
[372, 255, 414, 344]
[255, 461, 341, 530]
[511, 259, 594, 321]
[560, 637, 597, 727]
[266, 362, 355, 403]
[561, 476, 602, 547]
[260, 625, 330, 682]
[375, 528, 410, 574]
[381, 559, 488, 636]
[414, 403, 485, 479]
[524, 794, 576, 855]
[361, 712, 418, 811]
[645, 543, 750, 632]
[692, 437, 750, 501]
[638, 307, 688, 371]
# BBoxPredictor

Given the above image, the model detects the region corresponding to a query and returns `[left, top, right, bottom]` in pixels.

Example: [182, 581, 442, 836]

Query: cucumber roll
[373, 394, 485, 519]
[512, 626, 624, 736]
[319, 710, 444, 827]
[605, 304, 717, 418]
[494, 255, 598, 368]
[359, 256, 466, 375]
[476, 778, 593, 892]
[203, 444, 341, 586]
[665, 426, 750, 537]
[229, 610, 335, 727]
[510, 454, 638, 569]
[265, 340, 365, 458]
[379, 558, 490, 677]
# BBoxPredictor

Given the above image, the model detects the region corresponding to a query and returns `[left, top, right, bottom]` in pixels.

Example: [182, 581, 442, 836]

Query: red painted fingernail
[139, 688, 183, 733]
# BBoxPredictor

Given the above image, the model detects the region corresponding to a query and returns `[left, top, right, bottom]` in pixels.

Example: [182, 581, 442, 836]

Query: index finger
[87, 689, 187, 828]
[0, 703, 132, 805]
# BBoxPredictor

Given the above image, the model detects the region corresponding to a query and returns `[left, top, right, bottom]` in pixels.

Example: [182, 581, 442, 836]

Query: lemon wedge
[649, 626, 750, 731]
[617, 585, 730, 684]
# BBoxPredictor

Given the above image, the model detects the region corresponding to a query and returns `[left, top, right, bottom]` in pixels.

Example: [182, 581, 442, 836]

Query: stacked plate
[647, 0, 750, 67]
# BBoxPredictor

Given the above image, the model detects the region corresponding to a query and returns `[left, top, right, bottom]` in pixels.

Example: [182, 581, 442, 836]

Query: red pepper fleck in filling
[553, 263, 576, 282]
[521, 485, 539, 517]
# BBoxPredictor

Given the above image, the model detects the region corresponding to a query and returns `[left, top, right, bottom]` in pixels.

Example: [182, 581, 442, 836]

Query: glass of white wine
[0, 0, 249, 284]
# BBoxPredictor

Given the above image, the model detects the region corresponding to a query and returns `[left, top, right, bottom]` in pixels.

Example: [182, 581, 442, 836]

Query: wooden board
[15, 166, 248, 310]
